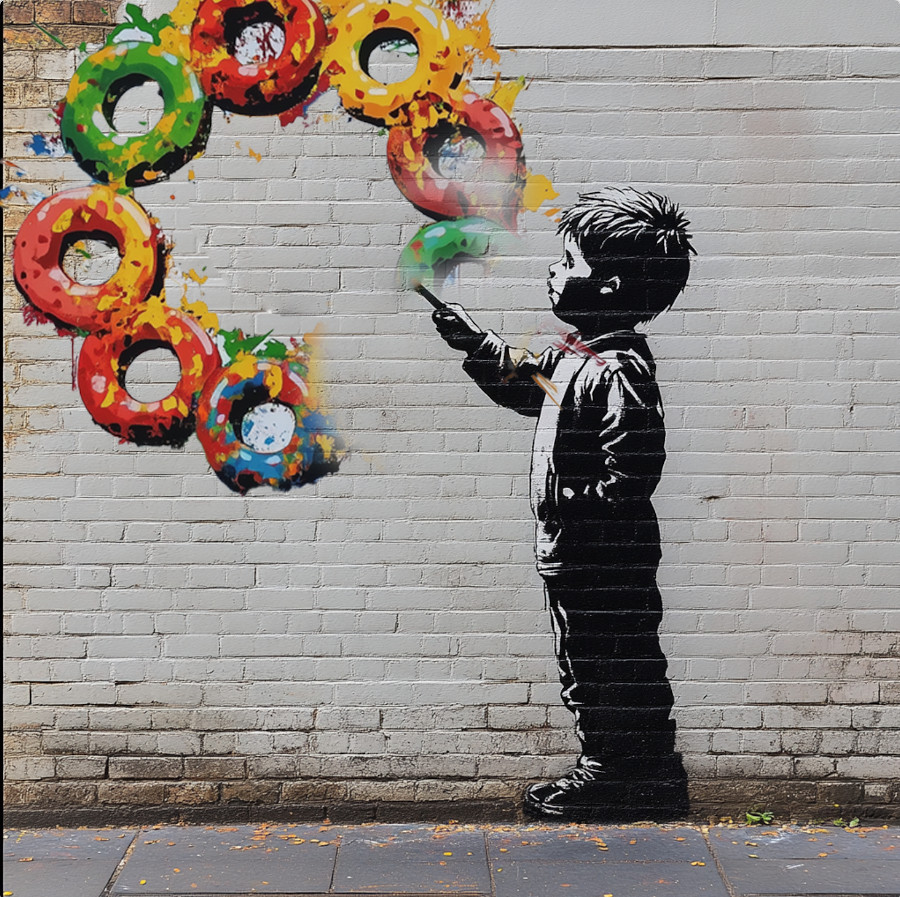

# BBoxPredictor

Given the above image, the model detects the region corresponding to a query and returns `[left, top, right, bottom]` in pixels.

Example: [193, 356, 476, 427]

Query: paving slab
[331, 824, 491, 894]
[708, 825, 900, 861]
[111, 824, 338, 894]
[488, 825, 710, 863]
[3, 829, 135, 897]
[712, 857, 900, 897]
[491, 858, 730, 897]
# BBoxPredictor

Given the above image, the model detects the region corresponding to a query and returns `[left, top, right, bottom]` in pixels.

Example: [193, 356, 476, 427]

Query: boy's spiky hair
[558, 186, 696, 322]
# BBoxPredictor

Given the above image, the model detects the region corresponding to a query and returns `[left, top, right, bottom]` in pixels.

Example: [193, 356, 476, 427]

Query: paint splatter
[25, 133, 66, 157]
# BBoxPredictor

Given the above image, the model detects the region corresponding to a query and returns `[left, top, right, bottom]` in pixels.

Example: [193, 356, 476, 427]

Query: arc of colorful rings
[13, 0, 528, 493]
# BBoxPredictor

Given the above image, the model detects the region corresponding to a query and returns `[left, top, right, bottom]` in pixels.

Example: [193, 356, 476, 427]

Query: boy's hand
[432, 303, 485, 354]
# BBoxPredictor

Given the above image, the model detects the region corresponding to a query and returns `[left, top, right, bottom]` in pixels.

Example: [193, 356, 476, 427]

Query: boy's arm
[432, 304, 553, 417]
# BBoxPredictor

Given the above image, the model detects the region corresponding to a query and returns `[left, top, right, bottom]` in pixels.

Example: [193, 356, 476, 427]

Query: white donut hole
[123, 345, 182, 403]
[109, 78, 165, 136]
[234, 20, 286, 65]
[363, 30, 419, 85]
[62, 236, 121, 286]
[241, 402, 296, 454]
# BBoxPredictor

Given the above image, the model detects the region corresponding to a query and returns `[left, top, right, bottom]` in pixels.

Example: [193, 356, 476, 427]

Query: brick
[73, 0, 112, 24]
[3, 2, 35, 24]
[108, 757, 183, 780]
[221, 781, 280, 803]
[56, 755, 107, 778]
[164, 782, 219, 805]
[98, 781, 166, 805]
[183, 758, 247, 780]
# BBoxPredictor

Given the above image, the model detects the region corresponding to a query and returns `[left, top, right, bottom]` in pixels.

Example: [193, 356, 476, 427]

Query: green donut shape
[399, 217, 517, 291]
[61, 37, 211, 188]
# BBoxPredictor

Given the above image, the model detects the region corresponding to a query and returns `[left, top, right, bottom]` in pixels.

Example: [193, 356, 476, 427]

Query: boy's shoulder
[579, 331, 656, 382]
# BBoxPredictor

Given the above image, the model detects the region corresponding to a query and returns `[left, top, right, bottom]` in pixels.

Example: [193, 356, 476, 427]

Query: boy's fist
[432, 304, 485, 353]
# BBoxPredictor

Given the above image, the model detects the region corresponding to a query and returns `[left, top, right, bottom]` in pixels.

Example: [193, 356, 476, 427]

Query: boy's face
[547, 234, 627, 335]
[548, 234, 614, 331]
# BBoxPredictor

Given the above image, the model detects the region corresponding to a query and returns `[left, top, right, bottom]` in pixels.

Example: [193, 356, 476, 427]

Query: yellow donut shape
[324, 0, 468, 126]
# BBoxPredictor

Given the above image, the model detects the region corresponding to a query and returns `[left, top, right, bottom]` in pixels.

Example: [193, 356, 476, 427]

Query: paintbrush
[413, 281, 446, 310]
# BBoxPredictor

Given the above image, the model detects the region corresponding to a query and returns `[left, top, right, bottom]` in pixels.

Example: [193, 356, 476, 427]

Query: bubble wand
[413, 281, 446, 310]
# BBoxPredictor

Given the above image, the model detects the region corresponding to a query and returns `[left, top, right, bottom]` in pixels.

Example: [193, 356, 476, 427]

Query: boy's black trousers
[541, 565, 685, 778]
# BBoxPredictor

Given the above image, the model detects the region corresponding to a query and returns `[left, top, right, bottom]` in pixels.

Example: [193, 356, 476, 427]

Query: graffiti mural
[11, 0, 542, 492]
[432, 187, 696, 820]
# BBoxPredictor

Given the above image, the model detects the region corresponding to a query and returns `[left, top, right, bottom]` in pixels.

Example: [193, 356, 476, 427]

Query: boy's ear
[598, 275, 622, 295]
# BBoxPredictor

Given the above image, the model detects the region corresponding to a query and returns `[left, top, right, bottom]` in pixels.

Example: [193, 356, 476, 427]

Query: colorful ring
[387, 92, 526, 229]
[323, 0, 467, 126]
[399, 215, 515, 290]
[190, 0, 327, 115]
[61, 35, 211, 187]
[196, 357, 342, 493]
[78, 304, 221, 446]
[13, 185, 166, 333]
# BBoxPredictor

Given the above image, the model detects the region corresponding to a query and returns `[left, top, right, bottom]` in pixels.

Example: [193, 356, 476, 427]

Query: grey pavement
[3, 822, 899, 897]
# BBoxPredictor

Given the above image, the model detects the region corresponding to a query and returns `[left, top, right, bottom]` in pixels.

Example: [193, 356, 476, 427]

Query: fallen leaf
[818, 853, 828, 857]
[691, 861, 706, 866]
[19, 858, 33, 863]
[139, 881, 147, 886]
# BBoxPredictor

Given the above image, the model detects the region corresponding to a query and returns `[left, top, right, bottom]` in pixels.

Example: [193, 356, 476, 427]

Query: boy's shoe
[524, 757, 688, 822]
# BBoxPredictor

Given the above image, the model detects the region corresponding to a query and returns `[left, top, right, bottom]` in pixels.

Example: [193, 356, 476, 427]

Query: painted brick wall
[3, 0, 899, 823]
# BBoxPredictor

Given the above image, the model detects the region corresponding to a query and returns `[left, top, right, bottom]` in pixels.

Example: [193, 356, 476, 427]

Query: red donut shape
[190, 0, 327, 114]
[78, 304, 221, 447]
[13, 185, 165, 333]
[387, 93, 526, 230]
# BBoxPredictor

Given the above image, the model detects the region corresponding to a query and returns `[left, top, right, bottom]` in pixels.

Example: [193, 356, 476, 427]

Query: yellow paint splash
[489, 75, 527, 116]
[263, 363, 283, 398]
[180, 295, 219, 332]
[523, 172, 560, 213]
[249, 147, 262, 163]
[232, 351, 259, 380]
[186, 268, 208, 285]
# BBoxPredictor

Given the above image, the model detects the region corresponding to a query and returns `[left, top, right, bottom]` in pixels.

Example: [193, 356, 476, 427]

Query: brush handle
[414, 282, 446, 310]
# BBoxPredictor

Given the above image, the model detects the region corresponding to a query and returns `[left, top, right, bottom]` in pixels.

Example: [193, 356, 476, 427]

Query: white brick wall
[3, 0, 899, 817]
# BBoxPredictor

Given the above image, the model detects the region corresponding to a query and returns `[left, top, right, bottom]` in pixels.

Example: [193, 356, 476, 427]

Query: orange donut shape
[190, 0, 327, 114]
[387, 92, 526, 229]
[324, 0, 467, 126]
[78, 304, 221, 447]
[13, 185, 165, 334]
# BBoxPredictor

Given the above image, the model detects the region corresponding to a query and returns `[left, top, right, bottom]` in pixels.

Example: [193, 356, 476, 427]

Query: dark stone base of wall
[4, 778, 898, 828]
